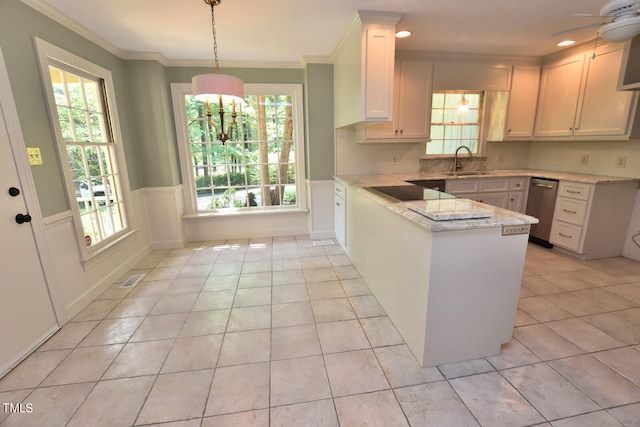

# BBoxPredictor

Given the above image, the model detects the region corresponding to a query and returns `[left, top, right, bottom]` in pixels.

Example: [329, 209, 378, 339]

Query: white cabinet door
[507, 191, 524, 213]
[396, 61, 433, 139]
[334, 183, 346, 248]
[363, 27, 396, 121]
[574, 45, 636, 136]
[505, 66, 540, 139]
[365, 60, 433, 141]
[534, 54, 584, 137]
[476, 192, 509, 209]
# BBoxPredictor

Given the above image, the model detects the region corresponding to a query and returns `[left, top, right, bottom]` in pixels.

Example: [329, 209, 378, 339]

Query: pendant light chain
[210, 0, 220, 73]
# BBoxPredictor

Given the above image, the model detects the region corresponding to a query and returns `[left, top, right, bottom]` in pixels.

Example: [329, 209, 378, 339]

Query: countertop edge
[334, 169, 640, 187]
[352, 185, 539, 232]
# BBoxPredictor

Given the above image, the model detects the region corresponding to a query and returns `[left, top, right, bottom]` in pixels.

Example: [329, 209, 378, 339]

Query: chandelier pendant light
[192, 0, 244, 143]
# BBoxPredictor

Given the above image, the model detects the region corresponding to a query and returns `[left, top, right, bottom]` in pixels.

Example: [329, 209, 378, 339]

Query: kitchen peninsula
[335, 174, 539, 367]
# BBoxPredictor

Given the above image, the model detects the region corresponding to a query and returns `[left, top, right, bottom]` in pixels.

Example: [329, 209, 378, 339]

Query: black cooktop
[368, 185, 455, 202]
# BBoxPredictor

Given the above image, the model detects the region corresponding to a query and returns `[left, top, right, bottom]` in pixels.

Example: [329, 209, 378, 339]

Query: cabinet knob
[399, 129, 403, 135]
[507, 129, 512, 133]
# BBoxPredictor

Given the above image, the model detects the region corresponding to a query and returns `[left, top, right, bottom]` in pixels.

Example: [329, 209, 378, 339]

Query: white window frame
[171, 83, 307, 215]
[427, 91, 485, 157]
[35, 38, 134, 264]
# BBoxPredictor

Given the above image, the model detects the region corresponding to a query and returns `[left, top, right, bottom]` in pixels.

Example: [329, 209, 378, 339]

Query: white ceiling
[26, 0, 610, 66]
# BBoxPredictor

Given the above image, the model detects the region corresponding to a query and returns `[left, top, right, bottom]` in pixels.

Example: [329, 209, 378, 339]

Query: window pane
[429, 91, 482, 156]
[184, 89, 300, 212]
[48, 65, 128, 247]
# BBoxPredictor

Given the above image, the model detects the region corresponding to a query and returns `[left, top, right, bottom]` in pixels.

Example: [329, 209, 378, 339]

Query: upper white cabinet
[333, 11, 401, 128]
[535, 43, 638, 139]
[433, 63, 511, 91]
[504, 66, 541, 139]
[361, 60, 433, 142]
[534, 53, 585, 137]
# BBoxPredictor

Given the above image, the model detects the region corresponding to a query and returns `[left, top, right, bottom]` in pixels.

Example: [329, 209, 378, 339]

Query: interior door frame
[0, 47, 65, 324]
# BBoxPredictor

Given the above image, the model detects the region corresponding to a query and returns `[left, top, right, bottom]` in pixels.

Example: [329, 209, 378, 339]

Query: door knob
[8, 187, 20, 197]
[15, 213, 32, 224]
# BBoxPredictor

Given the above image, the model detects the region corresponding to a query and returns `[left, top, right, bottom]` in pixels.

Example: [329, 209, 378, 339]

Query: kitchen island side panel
[425, 229, 527, 366]
[347, 188, 432, 364]
[346, 186, 529, 367]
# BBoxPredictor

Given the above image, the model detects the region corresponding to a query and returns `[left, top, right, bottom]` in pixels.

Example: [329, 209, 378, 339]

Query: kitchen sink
[443, 171, 493, 177]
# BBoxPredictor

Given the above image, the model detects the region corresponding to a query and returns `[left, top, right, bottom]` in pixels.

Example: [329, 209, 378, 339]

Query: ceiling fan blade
[552, 21, 606, 37]
[571, 13, 601, 18]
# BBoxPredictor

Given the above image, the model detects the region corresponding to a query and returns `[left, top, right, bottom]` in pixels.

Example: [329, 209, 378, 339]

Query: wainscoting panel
[308, 179, 335, 240]
[43, 190, 151, 321]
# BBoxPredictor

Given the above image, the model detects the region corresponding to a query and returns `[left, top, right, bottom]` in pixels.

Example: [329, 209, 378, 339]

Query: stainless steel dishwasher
[525, 177, 559, 247]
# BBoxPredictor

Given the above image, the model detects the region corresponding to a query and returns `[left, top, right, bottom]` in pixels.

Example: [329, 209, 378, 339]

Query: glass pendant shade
[457, 94, 470, 114]
[192, 73, 244, 104]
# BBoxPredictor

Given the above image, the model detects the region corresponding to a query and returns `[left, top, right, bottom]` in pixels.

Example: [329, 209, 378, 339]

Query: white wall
[527, 139, 640, 177]
[43, 189, 152, 322]
[335, 127, 426, 175]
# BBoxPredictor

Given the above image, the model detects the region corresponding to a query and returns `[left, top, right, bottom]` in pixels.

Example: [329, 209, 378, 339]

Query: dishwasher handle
[533, 183, 555, 189]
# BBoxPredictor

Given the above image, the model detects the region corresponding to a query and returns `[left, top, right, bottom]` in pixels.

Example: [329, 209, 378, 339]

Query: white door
[0, 88, 58, 377]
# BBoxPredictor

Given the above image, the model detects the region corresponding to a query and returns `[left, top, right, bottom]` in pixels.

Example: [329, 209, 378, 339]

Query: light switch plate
[26, 147, 43, 166]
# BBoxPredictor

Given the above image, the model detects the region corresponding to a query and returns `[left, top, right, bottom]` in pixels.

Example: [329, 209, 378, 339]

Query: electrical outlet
[616, 155, 627, 168]
[579, 154, 589, 166]
[392, 156, 401, 164]
[497, 153, 504, 163]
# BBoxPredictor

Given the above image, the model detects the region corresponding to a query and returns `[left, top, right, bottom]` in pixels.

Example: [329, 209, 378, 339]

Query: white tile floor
[1, 236, 640, 426]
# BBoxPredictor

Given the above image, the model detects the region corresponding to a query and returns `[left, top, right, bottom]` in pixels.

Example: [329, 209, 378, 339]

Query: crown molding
[21, 0, 127, 58]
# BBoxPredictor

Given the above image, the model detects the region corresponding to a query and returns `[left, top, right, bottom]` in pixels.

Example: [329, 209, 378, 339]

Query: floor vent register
[119, 274, 146, 289]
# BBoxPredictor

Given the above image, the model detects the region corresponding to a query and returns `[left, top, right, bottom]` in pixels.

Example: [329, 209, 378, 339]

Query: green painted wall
[304, 63, 335, 180]
[1, 0, 335, 216]
[0, 0, 139, 216]
[125, 61, 181, 187]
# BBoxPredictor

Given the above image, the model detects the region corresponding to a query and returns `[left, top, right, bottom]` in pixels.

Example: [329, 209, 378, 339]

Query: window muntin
[428, 92, 483, 156]
[47, 63, 127, 247]
[179, 85, 304, 212]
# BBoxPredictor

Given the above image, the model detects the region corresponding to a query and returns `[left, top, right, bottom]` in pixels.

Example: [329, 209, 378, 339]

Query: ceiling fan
[554, 0, 640, 42]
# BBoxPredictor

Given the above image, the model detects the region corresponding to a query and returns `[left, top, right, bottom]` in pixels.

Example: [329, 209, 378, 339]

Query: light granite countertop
[334, 169, 639, 232]
[335, 169, 639, 188]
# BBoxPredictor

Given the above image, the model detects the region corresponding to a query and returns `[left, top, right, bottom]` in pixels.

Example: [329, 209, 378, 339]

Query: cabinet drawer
[554, 198, 588, 226]
[558, 181, 591, 201]
[478, 179, 510, 193]
[550, 221, 583, 252]
[509, 178, 527, 191]
[334, 182, 346, 198]
[446, 179, 479, 194]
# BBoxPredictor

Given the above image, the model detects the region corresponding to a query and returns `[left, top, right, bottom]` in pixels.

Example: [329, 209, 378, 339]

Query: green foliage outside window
[185, 93, 297, 210]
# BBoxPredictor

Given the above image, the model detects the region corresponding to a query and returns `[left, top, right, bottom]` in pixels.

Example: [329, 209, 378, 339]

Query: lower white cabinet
[446, 177, 528, 213]
[334, 182, 347, 248]
[550, 180, 637, 259]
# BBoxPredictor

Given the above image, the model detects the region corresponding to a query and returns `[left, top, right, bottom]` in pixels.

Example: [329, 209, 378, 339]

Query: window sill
[184, 207, 309, 219]
[81, 228, 139, 271]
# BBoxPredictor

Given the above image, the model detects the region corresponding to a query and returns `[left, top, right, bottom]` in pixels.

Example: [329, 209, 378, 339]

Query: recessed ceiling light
[556, 40, 576, 47]
[395, 30, 412, 38]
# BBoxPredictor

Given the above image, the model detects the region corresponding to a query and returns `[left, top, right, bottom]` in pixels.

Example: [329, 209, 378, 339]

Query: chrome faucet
[453, 145, 472, 173]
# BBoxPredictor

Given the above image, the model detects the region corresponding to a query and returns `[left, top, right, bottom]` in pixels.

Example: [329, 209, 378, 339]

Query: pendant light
[192, 0, 244, 143]
[457, 93, 470, 114]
